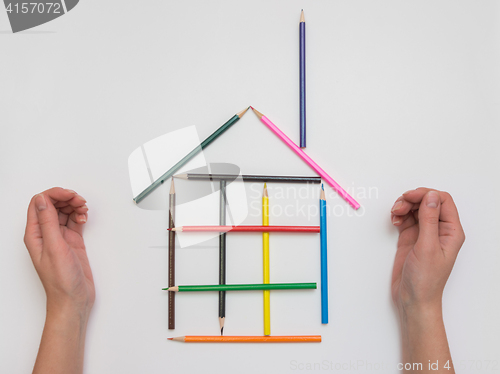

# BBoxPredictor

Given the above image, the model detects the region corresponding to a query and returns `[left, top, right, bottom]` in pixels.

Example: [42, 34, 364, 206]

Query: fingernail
[35, 194, 47, 211]
[79, 214, 87, 223]
[391, 200, 403, 212]
[392, 216, 401, 225]
[77, 195, 87, 203]
[65, 189, 76, 194]
[426, 191, 439, 208]
[403, 189, 414, 195]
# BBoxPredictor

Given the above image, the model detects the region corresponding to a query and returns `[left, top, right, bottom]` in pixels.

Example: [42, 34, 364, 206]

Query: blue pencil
[299, 10, 306, 148]
[320, 184, 328, 324]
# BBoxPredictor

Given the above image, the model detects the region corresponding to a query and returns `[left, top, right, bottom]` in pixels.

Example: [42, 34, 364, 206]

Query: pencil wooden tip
[170, 178, 175, 194]
[263, 184, 268, 197]
[320, 187, 326, 201]
[219, 317, 225, 335]
[300, 10, 305, 22]
[251, 107, 264, 119]
[174, 173, 188, 180]
[237, 107, 249, 118]
[171, 227, 180, 232]
[166, 286, 179, 292]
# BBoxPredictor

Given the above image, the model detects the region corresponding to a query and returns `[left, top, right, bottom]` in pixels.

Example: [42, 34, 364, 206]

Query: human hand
[24, 187, 94, 317]
[390, 188, 465, 313]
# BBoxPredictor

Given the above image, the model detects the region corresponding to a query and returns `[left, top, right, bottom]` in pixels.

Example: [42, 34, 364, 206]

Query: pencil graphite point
[167, 338, 173, 340]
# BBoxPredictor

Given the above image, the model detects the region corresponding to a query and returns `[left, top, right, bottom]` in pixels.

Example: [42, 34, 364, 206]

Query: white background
[1, 1, 499, 373]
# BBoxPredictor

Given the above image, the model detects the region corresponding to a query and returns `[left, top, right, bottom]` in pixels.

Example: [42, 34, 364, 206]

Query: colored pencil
[175, 173, 321, 184]
[163, 283, 317, 292]
[262, 184, 270, 336]
[320, 184, 328, 324]
[133, 107, 249, 204]
[168, 179, 176, 329]
[168, 335, 322, 343]
[250, 107, 360, 210]
[299, 9, 306, 148]
[171, 225, 320, 233]
[219, 180, 227, 335]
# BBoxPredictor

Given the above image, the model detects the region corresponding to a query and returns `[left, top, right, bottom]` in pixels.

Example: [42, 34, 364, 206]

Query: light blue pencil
[320, 184, 328, 324]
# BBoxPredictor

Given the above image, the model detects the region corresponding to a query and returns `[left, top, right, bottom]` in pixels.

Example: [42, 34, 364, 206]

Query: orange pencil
[168, 335, 321, 343]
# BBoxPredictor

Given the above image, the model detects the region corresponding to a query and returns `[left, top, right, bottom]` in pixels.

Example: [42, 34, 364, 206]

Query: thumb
[34, 194, 63, 248]
[416, 190, 441, 248]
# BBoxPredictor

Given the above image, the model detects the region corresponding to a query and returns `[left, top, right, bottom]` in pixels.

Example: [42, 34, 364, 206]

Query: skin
[391, 188, 465, 373]
[24, 187, 94, 374]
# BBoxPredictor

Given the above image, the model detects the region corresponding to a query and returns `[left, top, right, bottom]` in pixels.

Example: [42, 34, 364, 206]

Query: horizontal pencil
[168, 335, 322, 343]
[163, 283, 317, 292]
[250, 107, 360, 210]
[175, 173, 321, 184]
[170, 225, 320, 233]
[133, 107, 249, 204]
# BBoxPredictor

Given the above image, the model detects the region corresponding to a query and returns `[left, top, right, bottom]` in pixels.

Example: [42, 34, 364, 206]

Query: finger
[53, 194, 86, 209]
[392, 212, 416, 232]
[59, 204, 88, 215]
[24, 196, 43, 260]
[67, 212, 87, 235]
[43, 187, 78, 205]
[415, 191, 441, 249]
[34, 194, 64, 248]
[391, 197, 420, 216]
[58, 211, 69, 226]
[403, 187, 461, 225]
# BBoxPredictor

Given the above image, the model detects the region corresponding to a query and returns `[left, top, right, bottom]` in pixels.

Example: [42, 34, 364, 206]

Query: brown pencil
[168, 179, 176, 329]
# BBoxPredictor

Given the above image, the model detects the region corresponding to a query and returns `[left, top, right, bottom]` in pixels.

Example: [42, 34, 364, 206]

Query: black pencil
[175, 173, 321, 184]
[219, 180, 227, 335]
[168, 179, 176, 329]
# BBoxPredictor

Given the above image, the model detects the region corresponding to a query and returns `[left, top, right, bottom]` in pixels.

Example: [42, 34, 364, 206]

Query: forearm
[400, 304, 454, 373]
[33, 303, 90, 374]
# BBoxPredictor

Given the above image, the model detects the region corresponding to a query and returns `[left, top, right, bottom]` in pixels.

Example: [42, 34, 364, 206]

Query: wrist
[46, 298, 92, 325]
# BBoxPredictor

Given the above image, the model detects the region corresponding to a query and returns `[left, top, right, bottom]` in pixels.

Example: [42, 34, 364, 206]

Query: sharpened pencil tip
[237, 107, 249, 118]
[167, 337, 173, 340]
[250, 107, 264, 119]
[221, 327, 224, 336]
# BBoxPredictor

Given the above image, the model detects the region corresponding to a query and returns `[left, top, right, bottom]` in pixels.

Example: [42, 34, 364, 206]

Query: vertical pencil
[320, 184, 328, 324]
[168, 179, 176, 329]
[299, 9, 306, 148]
[219, 180, 227, 335]
[262, 184, 270, 335]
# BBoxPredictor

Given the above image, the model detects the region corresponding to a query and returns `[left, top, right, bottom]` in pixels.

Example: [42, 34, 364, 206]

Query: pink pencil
[251, 107, 360, 210]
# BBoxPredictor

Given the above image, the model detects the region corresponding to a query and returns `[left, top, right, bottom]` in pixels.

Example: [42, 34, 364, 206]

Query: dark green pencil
[133, 107, 249, 204]
[163, 283, 317, 292]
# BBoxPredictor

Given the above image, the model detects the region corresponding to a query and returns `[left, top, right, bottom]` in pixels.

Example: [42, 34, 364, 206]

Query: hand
[390, 188, 465, 312]
[24, 187, 94, 316]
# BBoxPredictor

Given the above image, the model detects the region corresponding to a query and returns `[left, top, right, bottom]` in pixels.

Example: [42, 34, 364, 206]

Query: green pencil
[133, 107, 249, 204]
[163, 283, 317, 292]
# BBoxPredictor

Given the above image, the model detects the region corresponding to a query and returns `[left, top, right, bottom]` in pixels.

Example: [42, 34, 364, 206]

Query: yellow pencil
[263, 184, 270, 336]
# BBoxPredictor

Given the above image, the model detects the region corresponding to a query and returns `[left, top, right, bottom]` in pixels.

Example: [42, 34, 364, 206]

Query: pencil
[168, 335, 322, 343]
[170, 225, 320, 233]
[219, 180, 227, 335]
[174, 173, 321, 184]
[299, 9, 306, 148]
[250, 107, 360, 210]
[133, 107, 249, 204]
[262, 184, 270, 336]
[168, 179, 175, 329]
[320, 184, 328, 324]
[163, 283, 317, 292]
